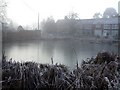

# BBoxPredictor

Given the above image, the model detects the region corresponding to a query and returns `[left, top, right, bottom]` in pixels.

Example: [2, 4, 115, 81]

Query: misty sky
[7, 0, 119, 26]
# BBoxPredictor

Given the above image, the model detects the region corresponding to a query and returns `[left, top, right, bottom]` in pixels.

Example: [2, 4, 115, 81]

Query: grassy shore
[1, 52, 120, 90]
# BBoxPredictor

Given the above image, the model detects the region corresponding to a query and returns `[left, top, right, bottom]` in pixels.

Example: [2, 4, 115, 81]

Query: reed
[1, 52, 120, 90]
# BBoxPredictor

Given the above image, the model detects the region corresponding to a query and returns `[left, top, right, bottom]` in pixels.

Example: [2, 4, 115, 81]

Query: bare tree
[65, 12, 80, 20]
[93, 12, 102, 19]
[0, 0, 7, 23]
[41, 16, 57, 34]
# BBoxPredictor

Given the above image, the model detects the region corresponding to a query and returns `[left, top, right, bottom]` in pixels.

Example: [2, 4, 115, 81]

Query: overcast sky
[7, 0, 119, 26]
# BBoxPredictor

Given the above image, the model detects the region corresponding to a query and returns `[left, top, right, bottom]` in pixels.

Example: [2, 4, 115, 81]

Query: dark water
[3, 40, 118, 68]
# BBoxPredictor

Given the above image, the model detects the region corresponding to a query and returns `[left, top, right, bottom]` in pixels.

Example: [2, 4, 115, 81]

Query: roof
[57, 18, 118, 25]
[79, 18, 118, 24]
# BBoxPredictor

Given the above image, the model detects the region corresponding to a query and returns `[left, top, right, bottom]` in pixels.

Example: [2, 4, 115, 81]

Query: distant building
[17, 25, 24, 31]
[77, 18, 118, 38]
[3, 30, 41, 42]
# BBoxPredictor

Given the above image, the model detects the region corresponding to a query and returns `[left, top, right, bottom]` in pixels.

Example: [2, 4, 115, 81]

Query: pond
[3, 40, 118, 68]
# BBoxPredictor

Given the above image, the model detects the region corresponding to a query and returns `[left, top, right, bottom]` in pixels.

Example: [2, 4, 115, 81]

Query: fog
[6, 0, 119, 26]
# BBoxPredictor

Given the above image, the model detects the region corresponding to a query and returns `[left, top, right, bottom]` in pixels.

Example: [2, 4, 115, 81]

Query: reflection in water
[4, 40, 118, 68]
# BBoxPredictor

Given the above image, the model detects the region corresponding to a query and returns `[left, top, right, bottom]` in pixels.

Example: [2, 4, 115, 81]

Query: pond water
[3, 40, 118, 68]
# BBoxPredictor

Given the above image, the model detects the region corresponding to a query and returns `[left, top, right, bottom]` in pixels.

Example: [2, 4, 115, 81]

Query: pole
[37, 12, 39, 60]
[38, 12, 39, 30]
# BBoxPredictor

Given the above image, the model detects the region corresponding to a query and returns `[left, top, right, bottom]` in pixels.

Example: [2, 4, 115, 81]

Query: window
[112, 24, 118, 29]
[95, 24, 101, 29]
[104, 24, 111, 29]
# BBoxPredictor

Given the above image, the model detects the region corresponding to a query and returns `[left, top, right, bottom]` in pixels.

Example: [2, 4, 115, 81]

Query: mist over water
[3, 40, 118, 68]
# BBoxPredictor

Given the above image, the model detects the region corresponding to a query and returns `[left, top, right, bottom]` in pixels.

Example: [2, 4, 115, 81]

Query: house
[77, 18, 118, 38]
[17, 25, 24, 31]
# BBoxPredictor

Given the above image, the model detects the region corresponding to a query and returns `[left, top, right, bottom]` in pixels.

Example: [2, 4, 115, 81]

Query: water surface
[3, 40, 118, 68]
